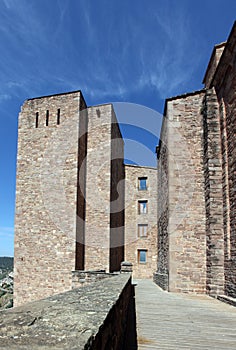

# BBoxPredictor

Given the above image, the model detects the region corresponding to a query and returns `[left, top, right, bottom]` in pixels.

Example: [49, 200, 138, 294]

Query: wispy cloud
[135, 6, 202, 98]
[2, 0, 12, 9]
[0, 227, 14, 238]
[0, 94, 11, 102]
[0, 1, 203, 106]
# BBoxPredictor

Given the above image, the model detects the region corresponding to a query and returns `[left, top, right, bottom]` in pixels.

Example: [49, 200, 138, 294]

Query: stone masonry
[125, 165, 157, 278]
[155, 91, 207, 293]
[14, 21, 236, 307]
[85, 105, 124, 273]
[14, 92, 124, 306]
[155, 21, 236, 297]
[14, 91, 87, 306]
[0, 274, 133, 350]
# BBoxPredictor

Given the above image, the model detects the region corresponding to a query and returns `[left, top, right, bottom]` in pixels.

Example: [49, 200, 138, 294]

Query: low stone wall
[0, 274, 135, 350]
[71, 270, 117, 289]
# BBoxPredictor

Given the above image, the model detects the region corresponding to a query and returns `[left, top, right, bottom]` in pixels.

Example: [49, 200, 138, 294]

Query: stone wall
[202, 88, 224, 295]
[203, 43, 226, 89]
[210, 24, 236, 298]
[84, 104, 124, 272]
[14, 97, 125, 306]
[168, 91, 207, 293]
[156, 91, 207, 293]
[155, 22, 236, 297]
[14, 91, 87, 306]
[110, 108, 125, 272]
[0, 274, 134, 350]
[154, 116, 169, 289]
[125, 165, 157, 279]
[71, 270, 116, 289]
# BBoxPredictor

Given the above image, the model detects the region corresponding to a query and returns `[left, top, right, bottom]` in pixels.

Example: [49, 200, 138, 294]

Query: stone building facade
[124, 165, 157, 278]
[14, 91, 125, 306]
[14, 22, 236, 307]
[155, 22, 236, 298]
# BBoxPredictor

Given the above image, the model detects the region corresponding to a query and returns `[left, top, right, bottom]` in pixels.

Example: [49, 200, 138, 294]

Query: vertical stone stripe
[203, 88, 225, 295]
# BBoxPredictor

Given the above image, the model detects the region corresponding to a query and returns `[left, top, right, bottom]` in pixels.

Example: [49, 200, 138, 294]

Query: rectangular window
[138, 177, 147, 190]
[35, 112, 39, 128]
[46, 110, 49, 126]
[57, 109, 60, 125]
[138, 224, 148, 237]
[138, 250, 147, 263]
[138, 200, 148, 214]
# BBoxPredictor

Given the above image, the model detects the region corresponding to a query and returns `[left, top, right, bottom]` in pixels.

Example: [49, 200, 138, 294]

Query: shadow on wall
[123, 284, 137, 350]
[90, 282, 138, 350]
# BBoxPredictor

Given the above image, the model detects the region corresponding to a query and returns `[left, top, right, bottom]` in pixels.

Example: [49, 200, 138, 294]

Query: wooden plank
[135, 279, 236, 350]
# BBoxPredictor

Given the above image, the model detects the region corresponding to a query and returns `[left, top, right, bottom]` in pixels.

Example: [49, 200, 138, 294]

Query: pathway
[134, 279, 236, 350]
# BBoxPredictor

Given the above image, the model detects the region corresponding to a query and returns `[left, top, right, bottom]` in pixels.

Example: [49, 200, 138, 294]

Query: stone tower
[14, 91, 124, 306]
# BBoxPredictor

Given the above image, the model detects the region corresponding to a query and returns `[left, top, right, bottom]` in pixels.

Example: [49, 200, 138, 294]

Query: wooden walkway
[134, 279, 236, 350]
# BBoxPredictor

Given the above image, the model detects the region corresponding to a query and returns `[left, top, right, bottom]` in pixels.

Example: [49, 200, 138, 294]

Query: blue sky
[0, 0, 235, 256]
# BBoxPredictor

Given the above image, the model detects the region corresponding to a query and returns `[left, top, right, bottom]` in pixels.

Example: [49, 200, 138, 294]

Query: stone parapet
[71, 270, 117, 288]
[0, 274, 134, 350]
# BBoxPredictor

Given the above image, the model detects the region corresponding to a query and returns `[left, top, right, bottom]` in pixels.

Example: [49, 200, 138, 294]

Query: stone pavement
[134, 279, 236, 350]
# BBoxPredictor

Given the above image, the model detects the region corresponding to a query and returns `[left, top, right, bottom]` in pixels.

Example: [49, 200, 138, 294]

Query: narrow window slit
[46, 110, 49, 126]
[35, 112, 39, 128]
[57, 109, 60, 125]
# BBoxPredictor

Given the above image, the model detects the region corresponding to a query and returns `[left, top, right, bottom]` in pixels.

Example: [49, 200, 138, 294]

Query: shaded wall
[154, 118, 168, 289]
[85, 104, 124, 272]
[110, 108, 125, 272]
[210, 25, 236, 298]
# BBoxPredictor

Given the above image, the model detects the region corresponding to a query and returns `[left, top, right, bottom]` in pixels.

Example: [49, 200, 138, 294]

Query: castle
[14, 22, 236, 306]
[14, 92, 157, 306]
[155, 21, 236, 298]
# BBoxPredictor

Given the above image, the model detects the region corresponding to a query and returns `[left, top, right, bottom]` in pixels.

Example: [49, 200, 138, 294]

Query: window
[46, 110, 49, 126]
[35, 112, 39, 128]
[57, 109, 60, 125]
[138, 250, 147, 263]
[138, 177, 147, 190]
[138, 200, 148, 214]
[138, 224, 148, 237]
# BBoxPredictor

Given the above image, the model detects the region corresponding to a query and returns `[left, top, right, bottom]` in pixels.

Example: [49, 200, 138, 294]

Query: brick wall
[125, 165, 157, 279]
